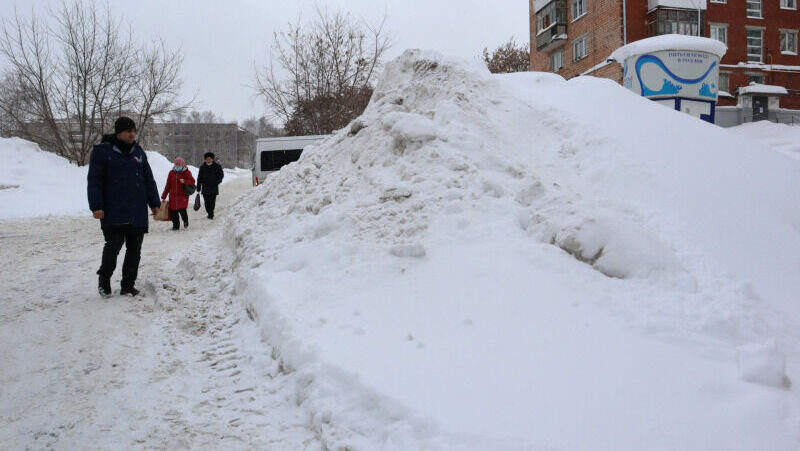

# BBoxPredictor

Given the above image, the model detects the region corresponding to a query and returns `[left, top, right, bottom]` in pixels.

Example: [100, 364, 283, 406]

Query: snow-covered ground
[0, 137, 243, 220]
[728, 121, 800, 161]
[223, 50, 800, 449]
[0, 176, 329, 449]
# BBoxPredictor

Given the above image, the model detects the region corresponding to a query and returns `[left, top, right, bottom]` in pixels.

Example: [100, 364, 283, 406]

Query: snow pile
[728, 121, 800, 161]
[0, 136, 223, 220]
[0, 137, 88, 220]
[224, 50, 800, 450]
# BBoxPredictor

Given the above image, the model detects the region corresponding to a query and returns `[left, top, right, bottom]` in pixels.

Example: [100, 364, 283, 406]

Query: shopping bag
[193, 194, 201, 211]
[154, 201, 171, 221]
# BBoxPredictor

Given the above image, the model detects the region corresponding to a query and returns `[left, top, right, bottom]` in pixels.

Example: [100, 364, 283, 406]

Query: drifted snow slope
[728, 121, 800, 161]
[0, 136, 212, 220]
[225, 50, 800, 450]
[0, 138, 88, 219]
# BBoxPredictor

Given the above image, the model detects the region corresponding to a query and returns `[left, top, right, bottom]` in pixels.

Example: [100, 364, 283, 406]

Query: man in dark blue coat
[87, 117, 161, 297]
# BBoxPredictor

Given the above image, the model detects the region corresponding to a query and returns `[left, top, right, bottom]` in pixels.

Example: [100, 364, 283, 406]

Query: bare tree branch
[0, 0, 188, 165]
[254, 7, 391, 135]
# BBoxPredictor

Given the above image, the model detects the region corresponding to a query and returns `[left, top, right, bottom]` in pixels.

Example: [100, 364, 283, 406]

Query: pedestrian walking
[161, 157, 195, 230]
[87, 117, 161, 297]
[197, 152, 224, 219]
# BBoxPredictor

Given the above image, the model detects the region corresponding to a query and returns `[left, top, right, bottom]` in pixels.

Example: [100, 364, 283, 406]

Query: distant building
[529, 0, 800, 109]
[141, 122, 255, 168]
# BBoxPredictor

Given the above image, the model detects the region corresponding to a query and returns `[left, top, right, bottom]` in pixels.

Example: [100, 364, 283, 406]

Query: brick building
[529, 0, 800, 109]
[141, 122, 255, 168]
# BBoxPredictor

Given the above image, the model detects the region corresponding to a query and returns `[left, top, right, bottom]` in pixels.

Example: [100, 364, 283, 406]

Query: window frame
[709, 23, 728, 45]
[746, 28, 764, 62]
[718, 72, 730, 93]
[551, 50, 564, 72]
[780, 0, 797, 10]
[746, 0, 763, 18]
[780, 29, 799, 55]
[746, 72, 765, 85]
[709, 0, 726, 3]
[571, 0, 587, 21]
[573, 35, 588, 62]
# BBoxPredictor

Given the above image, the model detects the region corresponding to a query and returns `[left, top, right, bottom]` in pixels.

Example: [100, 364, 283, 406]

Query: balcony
[536, 23, 568, 52]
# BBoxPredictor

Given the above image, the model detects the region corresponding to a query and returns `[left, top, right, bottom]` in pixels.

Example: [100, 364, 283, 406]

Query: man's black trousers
[203, 194, 217, 218]
[98, 227, 144, 289]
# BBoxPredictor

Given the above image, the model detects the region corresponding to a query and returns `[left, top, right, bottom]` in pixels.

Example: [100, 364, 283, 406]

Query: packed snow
[728, 121, 800, 161]
[223, 50, 800, 450]
[0, 137, 241, 220]
[609, 34, 728, 61]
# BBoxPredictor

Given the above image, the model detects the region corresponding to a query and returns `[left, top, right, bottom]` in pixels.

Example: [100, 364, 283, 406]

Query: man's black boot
[120, 286, 140, 297]
[98, 274, 112, 298]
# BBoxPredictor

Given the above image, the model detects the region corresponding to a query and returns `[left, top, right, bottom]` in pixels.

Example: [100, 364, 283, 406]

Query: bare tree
[0, 1, 187, 165]
[131, 39, 187, 147]
[255, 7, 391, 136]
[482, 38, 530, 74]
[241, 115, 282, 138]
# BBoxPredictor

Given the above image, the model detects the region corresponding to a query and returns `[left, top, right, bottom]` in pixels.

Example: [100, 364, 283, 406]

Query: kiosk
[609, 35, 727, 123]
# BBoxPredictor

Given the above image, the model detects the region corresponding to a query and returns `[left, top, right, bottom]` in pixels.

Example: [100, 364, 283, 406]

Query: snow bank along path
[0, 137, 237, 220]
[224, 50, 800, 449]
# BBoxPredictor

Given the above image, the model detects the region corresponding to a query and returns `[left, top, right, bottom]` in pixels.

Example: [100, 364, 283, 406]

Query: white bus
[252, 135, 328, 186]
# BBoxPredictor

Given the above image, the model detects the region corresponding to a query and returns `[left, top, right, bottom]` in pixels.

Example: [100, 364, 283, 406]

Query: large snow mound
[0, 138, 89, 220]
[0, 136, 244, 220]
[225, 50, 800, 450]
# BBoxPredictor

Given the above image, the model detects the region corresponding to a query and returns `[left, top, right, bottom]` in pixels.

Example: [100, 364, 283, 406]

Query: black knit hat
[204, 152, 215, 159]
[114, 116, 136, 134]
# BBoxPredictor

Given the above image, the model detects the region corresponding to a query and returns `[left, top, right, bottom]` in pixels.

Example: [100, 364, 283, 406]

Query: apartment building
[529, 0, 800, 108]
[141, 122, 255, 168]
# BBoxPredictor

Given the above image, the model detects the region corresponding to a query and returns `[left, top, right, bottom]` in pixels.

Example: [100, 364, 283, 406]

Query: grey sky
[0, 0, 529, 123]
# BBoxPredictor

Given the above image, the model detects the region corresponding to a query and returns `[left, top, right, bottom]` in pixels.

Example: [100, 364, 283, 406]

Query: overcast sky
[0, 0, 529, 123]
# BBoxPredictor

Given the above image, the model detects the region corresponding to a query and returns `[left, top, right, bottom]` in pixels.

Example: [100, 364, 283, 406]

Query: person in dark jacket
[87, 117, 161, 297]
[196, 152, 224, 219]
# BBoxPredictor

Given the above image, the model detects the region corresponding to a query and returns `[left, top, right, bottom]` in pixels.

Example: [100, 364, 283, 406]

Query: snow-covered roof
[721, 62, 800, 72]
[737, 84, 789, 96]
[718, 91, 733, 98]
[609, 35, 728, 62]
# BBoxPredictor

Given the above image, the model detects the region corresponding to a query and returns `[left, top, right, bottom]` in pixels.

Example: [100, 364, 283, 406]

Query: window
[649, 9, 702, 37]
[573, 36, 588, 61]
[710, 0, 726, 3]
[747, 29, 763, 62]
[781, 30, 798, 54]
[260, 149, 303, 172]
[537, 1, 566, 33]
[571, 0, 587, 20]
[746, 0, 762, 18]
[710, 24, 728, 45]
[551, 50, 564, 72]
[747, 73, 765, 84]
[718, 72, 730, 93]
[780, 0, 797, 9]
